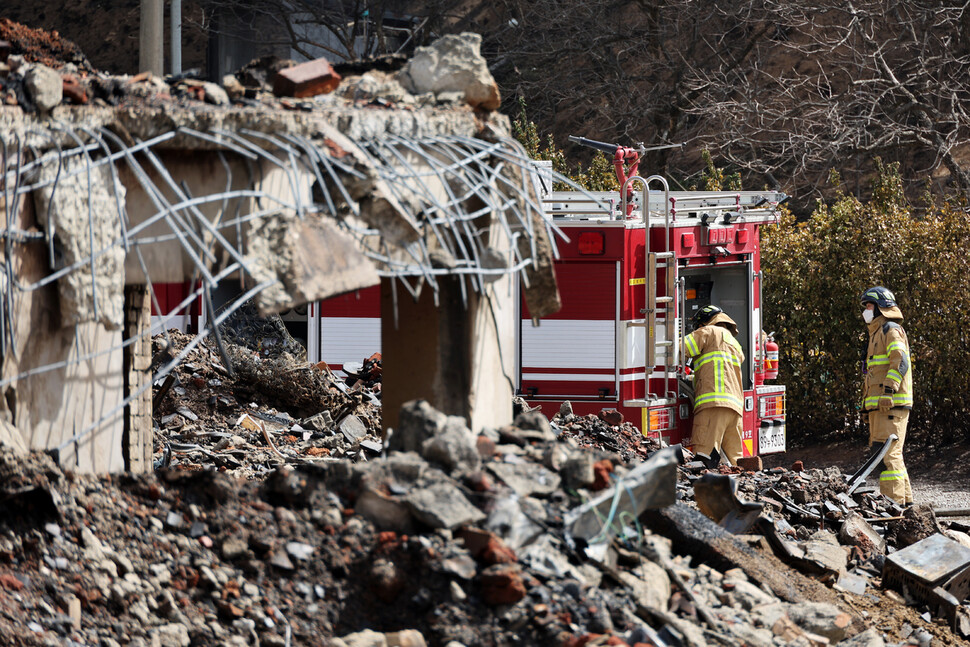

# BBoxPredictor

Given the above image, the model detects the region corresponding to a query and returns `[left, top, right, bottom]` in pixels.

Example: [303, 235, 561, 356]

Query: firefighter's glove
[878, 395, 893, 412]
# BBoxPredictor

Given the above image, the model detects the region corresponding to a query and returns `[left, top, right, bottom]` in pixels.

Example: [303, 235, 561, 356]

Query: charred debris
[0, 325, 967, 646]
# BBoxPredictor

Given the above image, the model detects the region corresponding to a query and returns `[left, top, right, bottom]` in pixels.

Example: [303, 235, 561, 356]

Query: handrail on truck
[622, 175, 678, 400]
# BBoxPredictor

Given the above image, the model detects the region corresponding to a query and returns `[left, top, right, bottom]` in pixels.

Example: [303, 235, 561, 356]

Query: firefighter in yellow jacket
[684, 305, 745, 467]
[860, 286, 914, 505]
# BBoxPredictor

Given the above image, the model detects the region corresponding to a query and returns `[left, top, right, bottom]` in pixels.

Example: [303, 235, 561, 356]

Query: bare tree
[199, 0, 455, 63]
[196, 0, 970, 207]
[453, 0, 970, 210]
[686, 1, 970, 206]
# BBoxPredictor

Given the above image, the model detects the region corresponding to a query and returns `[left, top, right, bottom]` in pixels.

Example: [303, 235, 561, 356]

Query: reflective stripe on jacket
[863, 316, 913, 410]
[684, 321, 745, 415]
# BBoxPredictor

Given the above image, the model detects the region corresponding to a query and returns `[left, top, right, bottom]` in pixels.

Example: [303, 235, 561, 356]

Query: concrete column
[123, 285, 154, 473]
[381, 274, 514, 434]
[380, 277, 449, 432]
[139, 0, 164, 76]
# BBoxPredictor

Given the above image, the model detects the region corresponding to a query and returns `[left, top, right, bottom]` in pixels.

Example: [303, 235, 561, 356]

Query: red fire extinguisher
[765, 332, 779, 381]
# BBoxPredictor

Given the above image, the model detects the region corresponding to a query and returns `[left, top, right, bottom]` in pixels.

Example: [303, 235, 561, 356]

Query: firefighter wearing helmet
[860, 286, 914, 505]
[683, 305, 745, 467]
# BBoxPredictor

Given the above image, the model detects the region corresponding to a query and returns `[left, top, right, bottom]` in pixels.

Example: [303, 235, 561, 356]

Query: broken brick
[476, 435, 496, 458]
[273, 58, 342, 98]
[464, 470, 494, 492]
[61, 74, 87, 104]
[0, 573, 23, 590]
[791, 460, 804, 472]
[736, 456, 763, 472]
[480, 564, 527, 606]
[597, 408, 624, 426]
[591, 459, 614, 491]
[481, 535, 517, 565]
[215, 600, 246, 619]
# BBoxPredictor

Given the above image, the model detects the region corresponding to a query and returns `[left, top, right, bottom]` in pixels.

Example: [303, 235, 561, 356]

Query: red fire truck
[521, 138, 787, 457]
[151, 139, 787, 458]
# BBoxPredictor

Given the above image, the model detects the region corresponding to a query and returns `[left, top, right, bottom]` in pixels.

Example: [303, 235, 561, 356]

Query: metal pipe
[934, 508, 970, 518]
[139, 0, 164, 76]
[170, 0, 182, 76]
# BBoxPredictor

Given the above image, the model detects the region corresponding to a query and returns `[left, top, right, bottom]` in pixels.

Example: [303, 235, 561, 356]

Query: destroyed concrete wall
[466, 220, 516, 432]
[0, 33, 564, 473]
[246, 215, 380, 315]
[0, 193, 124, 472]
[32, 156, 126, 330]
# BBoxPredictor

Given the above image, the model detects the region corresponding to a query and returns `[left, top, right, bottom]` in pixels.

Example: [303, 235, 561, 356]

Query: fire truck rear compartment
[682, 265, 754, 390]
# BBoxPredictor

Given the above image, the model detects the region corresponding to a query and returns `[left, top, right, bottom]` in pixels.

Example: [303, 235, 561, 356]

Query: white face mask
[862, 309, 875, 323]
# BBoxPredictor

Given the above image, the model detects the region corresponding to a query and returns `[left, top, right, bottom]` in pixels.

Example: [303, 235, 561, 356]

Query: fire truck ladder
[622, 176, 676, 400]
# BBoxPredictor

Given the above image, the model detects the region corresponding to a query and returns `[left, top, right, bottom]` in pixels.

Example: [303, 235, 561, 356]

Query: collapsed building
[1, 18, 970, 647]
[0, 29, 561, 473]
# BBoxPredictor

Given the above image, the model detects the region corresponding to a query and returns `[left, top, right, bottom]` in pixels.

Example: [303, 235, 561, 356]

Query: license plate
[759, 423, 786, 454]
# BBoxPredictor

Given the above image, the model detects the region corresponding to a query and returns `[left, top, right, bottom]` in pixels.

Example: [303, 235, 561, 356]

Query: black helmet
[692, 304, 722, 327]
[860, 286, 897, 308]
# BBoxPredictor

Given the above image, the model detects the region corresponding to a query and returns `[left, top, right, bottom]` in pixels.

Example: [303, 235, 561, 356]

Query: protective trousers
[868, 409, 913, 505]
[691, 407, 743, 466]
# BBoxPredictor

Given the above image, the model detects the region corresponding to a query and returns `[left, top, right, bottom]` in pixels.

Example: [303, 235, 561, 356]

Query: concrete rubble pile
[675, 454, 970, 643]
[0, 395, 966, 646]
[0, 19, 502, 117]
[152, 329, 383, 473]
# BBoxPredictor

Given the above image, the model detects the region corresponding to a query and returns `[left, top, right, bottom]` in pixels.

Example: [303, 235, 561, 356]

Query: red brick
[481, 535, 517, 565]
[592, 459, 614, 491]
[598, 408, 624, 426]
[791, 460, 804, 472]
[0, 574, 23, 591]
[457, 527, 490, 554]
[464, 470, 494, 492]
[480, 564, 526, 605]
[476, 435, 496, 458]
[273, 58, 342, 98]
[736, 456, 763, 472]
[216, 600, 245, 619]
[457, 527, 515, 564]
[61, 74, 87, 104]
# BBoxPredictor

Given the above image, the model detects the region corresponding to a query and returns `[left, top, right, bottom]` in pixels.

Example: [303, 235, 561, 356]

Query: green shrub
[762, 160, 970, 444]
[511, 97, 619, 191]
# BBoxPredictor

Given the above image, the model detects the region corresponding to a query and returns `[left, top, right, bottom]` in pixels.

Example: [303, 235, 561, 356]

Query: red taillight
[578, 232, 605, 255]
[736, 229, 749, 245]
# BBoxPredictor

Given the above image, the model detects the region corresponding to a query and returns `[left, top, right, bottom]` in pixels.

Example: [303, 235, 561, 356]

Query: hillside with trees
[454, 0, 970, 215]
[8, 1, 970, 212]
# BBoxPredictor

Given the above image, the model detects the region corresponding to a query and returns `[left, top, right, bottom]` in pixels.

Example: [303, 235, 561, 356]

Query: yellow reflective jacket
[684, 315, 745, 415]
[863, 315, 913, 410]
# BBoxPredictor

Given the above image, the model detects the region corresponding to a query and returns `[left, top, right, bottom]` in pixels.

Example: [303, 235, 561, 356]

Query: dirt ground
[764, 436, 970, 514]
